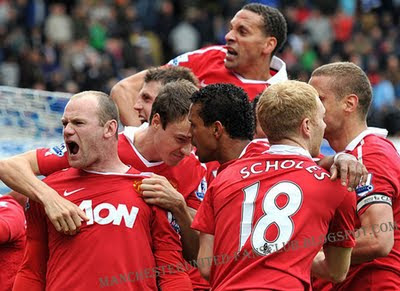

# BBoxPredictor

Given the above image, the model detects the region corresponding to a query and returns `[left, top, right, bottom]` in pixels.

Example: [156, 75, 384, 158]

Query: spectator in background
[0, 0, 399, 135]
[44, 3, 73, 46]
[169, 7, 200, 56]
[304, 8, 333, 47]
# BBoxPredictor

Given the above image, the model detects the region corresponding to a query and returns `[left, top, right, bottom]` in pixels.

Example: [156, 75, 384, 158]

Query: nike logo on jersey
[200, 80, 208, 87]
[64, 188, 85, 197]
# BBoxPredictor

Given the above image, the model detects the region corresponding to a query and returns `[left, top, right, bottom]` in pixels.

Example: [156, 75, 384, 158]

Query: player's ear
[300, 117, 312, 138]
[263, 36, 277, 55]
[104, 119, 118, 138]
[343, 94, 358, 114]
[151, 113, 161, 130]
[213, 121, 224, 139]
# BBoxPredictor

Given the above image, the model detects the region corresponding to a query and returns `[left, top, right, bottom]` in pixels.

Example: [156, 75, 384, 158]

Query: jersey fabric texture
[168, 45, 288, 101]
[35, 124, 208, 289]
[0, 196, 26, 291]
[192, 145, 356, 291]
[330, 128, 400, 290]
[13, 168, 191, 291]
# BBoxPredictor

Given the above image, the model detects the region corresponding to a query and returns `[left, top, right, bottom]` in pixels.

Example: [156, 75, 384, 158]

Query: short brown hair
[72, 91, 120, 138]
[311, 62, 372, 118]
[257, 80, 319, 142]
[149, 80, 198, 129]
[145, 66, 199, 87]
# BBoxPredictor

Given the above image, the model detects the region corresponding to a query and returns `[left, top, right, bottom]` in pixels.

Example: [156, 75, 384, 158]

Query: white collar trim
[232, 56, 288, 84]
[345, 127, 388, 151]
[266, 144, 313, 159]
[122, 123, 164, 167]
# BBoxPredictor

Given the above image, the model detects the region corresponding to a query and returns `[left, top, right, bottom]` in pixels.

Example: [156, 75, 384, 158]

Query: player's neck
[218, 139, 250, 164]
[328, 120, 368, 152]
[85, 146, 130, 173]
[134, 127, 162, 162]
[234, 60, 271, 81]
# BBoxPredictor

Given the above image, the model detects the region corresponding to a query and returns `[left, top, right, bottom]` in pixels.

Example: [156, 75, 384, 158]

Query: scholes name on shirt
[240, 160, 330, 181]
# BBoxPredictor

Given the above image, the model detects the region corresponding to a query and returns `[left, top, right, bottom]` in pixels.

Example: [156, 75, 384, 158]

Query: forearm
[352, 205, 395, 264]
[173, 202, 199, 262]
[312, 247, 351, 283]
[351, 225, 392, 264]
[311, 251, 331, 280]
[317, 155, 334, 170]
[110, 70, 147, 126]
[0, 156, 51, 203]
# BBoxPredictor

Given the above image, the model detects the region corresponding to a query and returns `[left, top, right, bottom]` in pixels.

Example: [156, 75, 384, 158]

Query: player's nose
[133, 101, 143, 110]
[225, 29, 235, 43]
[63, 123, 75, 136]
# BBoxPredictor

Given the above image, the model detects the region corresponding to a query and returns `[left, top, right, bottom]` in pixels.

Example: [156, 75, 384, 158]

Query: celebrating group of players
[0, 3, 399, 291]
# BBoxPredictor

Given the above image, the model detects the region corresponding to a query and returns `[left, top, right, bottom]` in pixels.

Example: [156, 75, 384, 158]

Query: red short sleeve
[151, 207, 182, 251]
[191, 185, 215, 235]
[36, 145, 70, 176]
[326, 192, 357, 248]
[13, 200, 48, 291]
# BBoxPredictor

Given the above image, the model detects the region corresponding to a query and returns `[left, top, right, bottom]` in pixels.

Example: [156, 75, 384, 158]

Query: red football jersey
[36, 124, 206, 210]
[331, 128, 400, 290]
[119, 125, 207, 209]
[239, 138, 270, 158]
[204, 138, 270, 186]
[167, 45, 288, 101]
[0, 196, 26, 291]
[192, 145, 356, 290]
[13, 168, 191, 291]
[35, 125, 208, 289]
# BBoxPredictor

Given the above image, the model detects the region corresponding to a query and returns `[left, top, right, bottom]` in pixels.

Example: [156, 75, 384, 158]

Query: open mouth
[226, 46, 238, 57]
[67, 141, 80, 155]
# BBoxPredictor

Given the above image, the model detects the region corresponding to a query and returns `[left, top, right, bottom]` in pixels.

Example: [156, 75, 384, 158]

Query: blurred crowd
[0, 0, 400, 135]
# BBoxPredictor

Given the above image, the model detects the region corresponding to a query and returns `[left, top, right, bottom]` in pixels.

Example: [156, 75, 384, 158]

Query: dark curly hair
[252, 93, 261, 130]
[243, 3, 287, 55]
[190, 83, 254, 140]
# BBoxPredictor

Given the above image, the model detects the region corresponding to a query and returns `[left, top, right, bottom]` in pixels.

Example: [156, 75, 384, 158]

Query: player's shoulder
[241, 139, 270, 158]
[363, 134, 399, 154]
[168, 45, 226, 65]
[357, 135, 400, 167]
[37, 143, 67, 158]
[0, 195, 22, 211]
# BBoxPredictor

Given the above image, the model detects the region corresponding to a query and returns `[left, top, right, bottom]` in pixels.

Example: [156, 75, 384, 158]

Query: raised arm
[110, 70, 148, 126]
[0, 150, 48, 202]
[0, 150, 87, 234]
